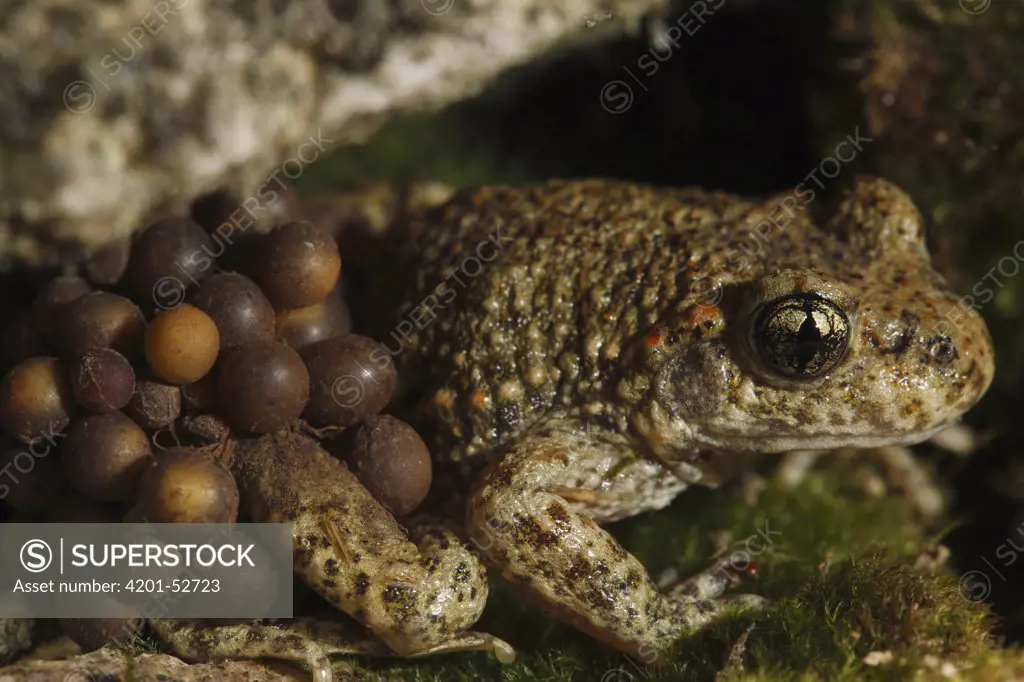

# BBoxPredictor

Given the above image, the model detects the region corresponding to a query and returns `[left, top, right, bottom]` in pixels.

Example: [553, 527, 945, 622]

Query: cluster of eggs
[0, 212, 434, 649]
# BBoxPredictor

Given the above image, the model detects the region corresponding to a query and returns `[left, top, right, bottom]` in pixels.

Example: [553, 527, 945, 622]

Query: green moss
[291, 112, 526, 194]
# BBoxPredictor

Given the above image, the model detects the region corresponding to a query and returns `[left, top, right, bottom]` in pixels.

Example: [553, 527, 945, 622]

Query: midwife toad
[152, 177, 994, 680]
[387, 176, 994, 657]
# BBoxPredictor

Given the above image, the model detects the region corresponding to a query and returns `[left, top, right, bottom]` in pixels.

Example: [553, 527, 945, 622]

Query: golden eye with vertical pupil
[750, 293, 851, 379]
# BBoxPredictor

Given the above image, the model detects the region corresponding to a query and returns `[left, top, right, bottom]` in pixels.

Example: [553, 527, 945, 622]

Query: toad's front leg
[466, 425, 763, 661]
[157, 431, 512, 680]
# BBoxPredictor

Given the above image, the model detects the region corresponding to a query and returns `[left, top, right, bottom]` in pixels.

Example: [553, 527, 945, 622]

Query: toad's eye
[750, 293, 850, 380]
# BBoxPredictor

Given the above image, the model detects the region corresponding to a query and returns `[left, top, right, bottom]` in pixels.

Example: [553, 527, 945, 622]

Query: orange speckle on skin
[470, 390, 489, 410]
[685, 302, 722, 327]
[433, 389, 455, 410]
[645, 325, 667, 348]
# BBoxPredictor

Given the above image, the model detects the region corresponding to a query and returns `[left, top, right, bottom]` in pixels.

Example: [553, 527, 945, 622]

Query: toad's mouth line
[695, 423, 951, 452]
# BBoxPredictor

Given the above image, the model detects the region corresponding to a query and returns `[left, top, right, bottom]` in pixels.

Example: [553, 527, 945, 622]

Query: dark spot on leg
[512, 513, 559, 548]
[354, 572, 370, 596]
[546, 501, 571, 527]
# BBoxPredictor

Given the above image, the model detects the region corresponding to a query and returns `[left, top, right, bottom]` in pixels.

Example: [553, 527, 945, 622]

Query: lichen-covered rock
[0, 646, 334, 682]
[0, 0, 666, 267]
[0, 619, 32, 665]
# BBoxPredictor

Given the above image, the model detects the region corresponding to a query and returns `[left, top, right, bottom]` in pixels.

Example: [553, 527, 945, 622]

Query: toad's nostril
[892, 310, 919, 357]
[926, 335, 959, 365]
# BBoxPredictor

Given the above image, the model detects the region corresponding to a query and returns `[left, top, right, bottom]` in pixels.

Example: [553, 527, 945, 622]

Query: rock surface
[0, 646, 335, 682]
[0, 0, 665, 267]
[0, 620, 32, 666]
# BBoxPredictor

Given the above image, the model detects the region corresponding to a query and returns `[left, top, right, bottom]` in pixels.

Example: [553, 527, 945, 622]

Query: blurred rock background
[0, 0, 665, 265]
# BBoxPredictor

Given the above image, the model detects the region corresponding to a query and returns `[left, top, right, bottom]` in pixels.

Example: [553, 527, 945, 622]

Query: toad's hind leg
[287, 617, 515, 661]
[150, 619, 336, 682]
[232, 431, 512, 663]
[466, 427, 762, 661]
[152, 613, 513, 682]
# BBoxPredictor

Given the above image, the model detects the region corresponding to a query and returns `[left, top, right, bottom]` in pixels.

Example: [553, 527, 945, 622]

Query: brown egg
[217, 342, 309, 434]
[145, 304, 220, 384]
[126, 449, 238, 523]
[275, 289, 352, 350]
[253, 221, 341, 308]
[300, 334, 396, 428]
[0, 357, 75, 443]
[340, 415, 432, 516]
[62, 292, 147, 358]
[69, 348, 135, 413]
[61, 412, 152, 502]
[125, 216, 215, 303]
[190, 272, 275, 350]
